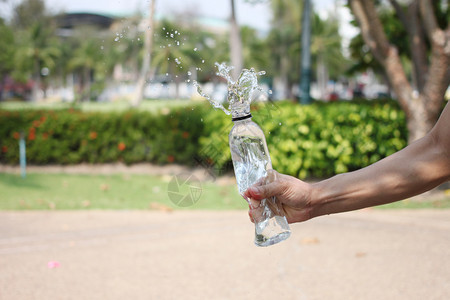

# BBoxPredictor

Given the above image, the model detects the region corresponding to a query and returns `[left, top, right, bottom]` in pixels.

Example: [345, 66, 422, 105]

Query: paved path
[1, 210, 449, 300]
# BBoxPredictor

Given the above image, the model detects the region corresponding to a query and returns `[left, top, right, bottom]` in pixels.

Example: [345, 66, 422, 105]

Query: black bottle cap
[232, 114, 252, 122]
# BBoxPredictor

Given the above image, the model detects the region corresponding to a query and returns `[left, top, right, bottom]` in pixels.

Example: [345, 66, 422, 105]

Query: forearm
[310, 133, 450, 217]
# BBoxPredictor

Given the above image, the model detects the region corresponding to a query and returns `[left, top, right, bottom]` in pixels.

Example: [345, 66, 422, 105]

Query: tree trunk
[349, 0, 449, 144]
[132, 0, 156, 107]
[31, 57, 41, 102]
[389, 0, 428, 93]
[317, 54, 328, 99]
[84, 67, 91, 102]
[230, 0, 243, 80]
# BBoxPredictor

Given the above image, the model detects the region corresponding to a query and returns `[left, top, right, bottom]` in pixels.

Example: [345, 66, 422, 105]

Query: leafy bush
[0, 106, 205, 166]
[0, 100, 407, 178]
[198, 100, 407, 178]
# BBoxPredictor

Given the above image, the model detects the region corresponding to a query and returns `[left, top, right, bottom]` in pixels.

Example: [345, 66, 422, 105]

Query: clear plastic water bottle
[229, 111, 291, 247]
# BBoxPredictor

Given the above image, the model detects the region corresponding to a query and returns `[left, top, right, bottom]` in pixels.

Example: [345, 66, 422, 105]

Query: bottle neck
[232, 113, 252, 122]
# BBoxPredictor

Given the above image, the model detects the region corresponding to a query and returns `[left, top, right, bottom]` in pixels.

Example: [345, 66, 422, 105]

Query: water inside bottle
[231, 135, 269, 194]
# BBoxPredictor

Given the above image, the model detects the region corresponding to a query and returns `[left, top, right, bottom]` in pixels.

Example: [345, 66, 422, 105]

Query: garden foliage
[0, 100, 407, 178]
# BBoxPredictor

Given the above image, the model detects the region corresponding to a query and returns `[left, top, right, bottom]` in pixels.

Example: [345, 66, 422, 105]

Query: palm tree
[69, 39, 102, 102]
[151, 20, 198, 99]
[0, 18, 14, 101]
[267, 0, 302, 99]
[310, 14, 347, 99]
[14, 22, 61, 101]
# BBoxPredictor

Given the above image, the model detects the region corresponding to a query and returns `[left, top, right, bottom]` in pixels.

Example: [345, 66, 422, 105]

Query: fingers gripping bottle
[229, 105, 291, 247]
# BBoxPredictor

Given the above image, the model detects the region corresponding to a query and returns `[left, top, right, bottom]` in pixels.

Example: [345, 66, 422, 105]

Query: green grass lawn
[0, 172, 448, 211]
[0, 173, 246, 210]
[0, 99, 195, 112]
[377, 197, 450, 209]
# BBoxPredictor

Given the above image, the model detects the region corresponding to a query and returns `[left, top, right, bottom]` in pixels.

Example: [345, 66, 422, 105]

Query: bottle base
[254, 215, 291, 247]
[254, 231, 291, 247]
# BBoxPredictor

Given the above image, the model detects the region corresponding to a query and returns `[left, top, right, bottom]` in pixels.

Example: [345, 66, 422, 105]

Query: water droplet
[174, 30, 178, 34]
[114, 37, 119, 42]
[170, 33, 174, 38]
[201, 60, 205, 63]
[187, 71, 192, 76]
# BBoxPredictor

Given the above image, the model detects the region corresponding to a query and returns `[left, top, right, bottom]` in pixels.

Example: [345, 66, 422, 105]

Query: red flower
[28, 128, 36, 141]
[182, 131, 189, 139]
[42, 132, 49, 140]
[1, 146, 7, 153]
[167, 155, 175, 163]
[40, 116, 47, 122]
[12, 132, 20, 140]
[33, 120, 41, 127]
[118, 142, 126, 151]
[28, 132, 36, 141]
[89, 131, 98, 140]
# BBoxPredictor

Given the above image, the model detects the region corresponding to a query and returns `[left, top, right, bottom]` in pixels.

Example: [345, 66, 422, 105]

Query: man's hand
[243, 170, 316, 224]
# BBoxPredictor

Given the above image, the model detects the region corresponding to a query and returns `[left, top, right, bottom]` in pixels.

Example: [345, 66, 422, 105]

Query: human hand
[243, 170, 315, 224]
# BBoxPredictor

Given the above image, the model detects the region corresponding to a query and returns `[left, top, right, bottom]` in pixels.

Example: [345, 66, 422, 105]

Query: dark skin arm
[244, 103, 450, 224]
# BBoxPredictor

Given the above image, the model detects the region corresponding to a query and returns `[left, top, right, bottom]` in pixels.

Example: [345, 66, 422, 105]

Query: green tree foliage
[69, 38, 104, 102]
[13, 22, 61, 100]
[267, 0, 302, 98]
[1, 0, 349, 103]
[0, 18, 14, 100]
[349, 0, 449, 142]
[12, 0, 46, 29]
[241, 26, 270, 72]
[9, 0, 61, 101]
[267, 0, 346, 99]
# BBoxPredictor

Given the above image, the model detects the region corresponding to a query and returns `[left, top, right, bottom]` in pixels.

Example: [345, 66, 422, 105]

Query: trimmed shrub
[0, 100, 407, 178]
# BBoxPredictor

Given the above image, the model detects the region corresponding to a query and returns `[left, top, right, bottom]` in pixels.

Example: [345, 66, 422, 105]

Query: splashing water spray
[195, 63, 291, 247]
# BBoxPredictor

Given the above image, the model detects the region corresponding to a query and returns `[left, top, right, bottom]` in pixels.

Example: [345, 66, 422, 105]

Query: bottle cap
[232, 114, 252, 121]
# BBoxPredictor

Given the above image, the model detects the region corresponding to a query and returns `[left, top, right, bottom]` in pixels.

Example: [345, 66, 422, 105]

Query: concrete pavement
[0, 209, 449, 300]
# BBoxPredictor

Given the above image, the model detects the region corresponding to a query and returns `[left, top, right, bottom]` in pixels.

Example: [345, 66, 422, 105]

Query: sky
[1, 0, 358, 43]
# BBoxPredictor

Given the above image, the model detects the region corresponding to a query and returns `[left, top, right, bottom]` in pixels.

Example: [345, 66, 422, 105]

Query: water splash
[194, 62, 266, 117]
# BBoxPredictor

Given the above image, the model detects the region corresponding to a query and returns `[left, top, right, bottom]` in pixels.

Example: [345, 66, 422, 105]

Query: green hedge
[0, 100, 407, 178]
[0, 107, 205, 165]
